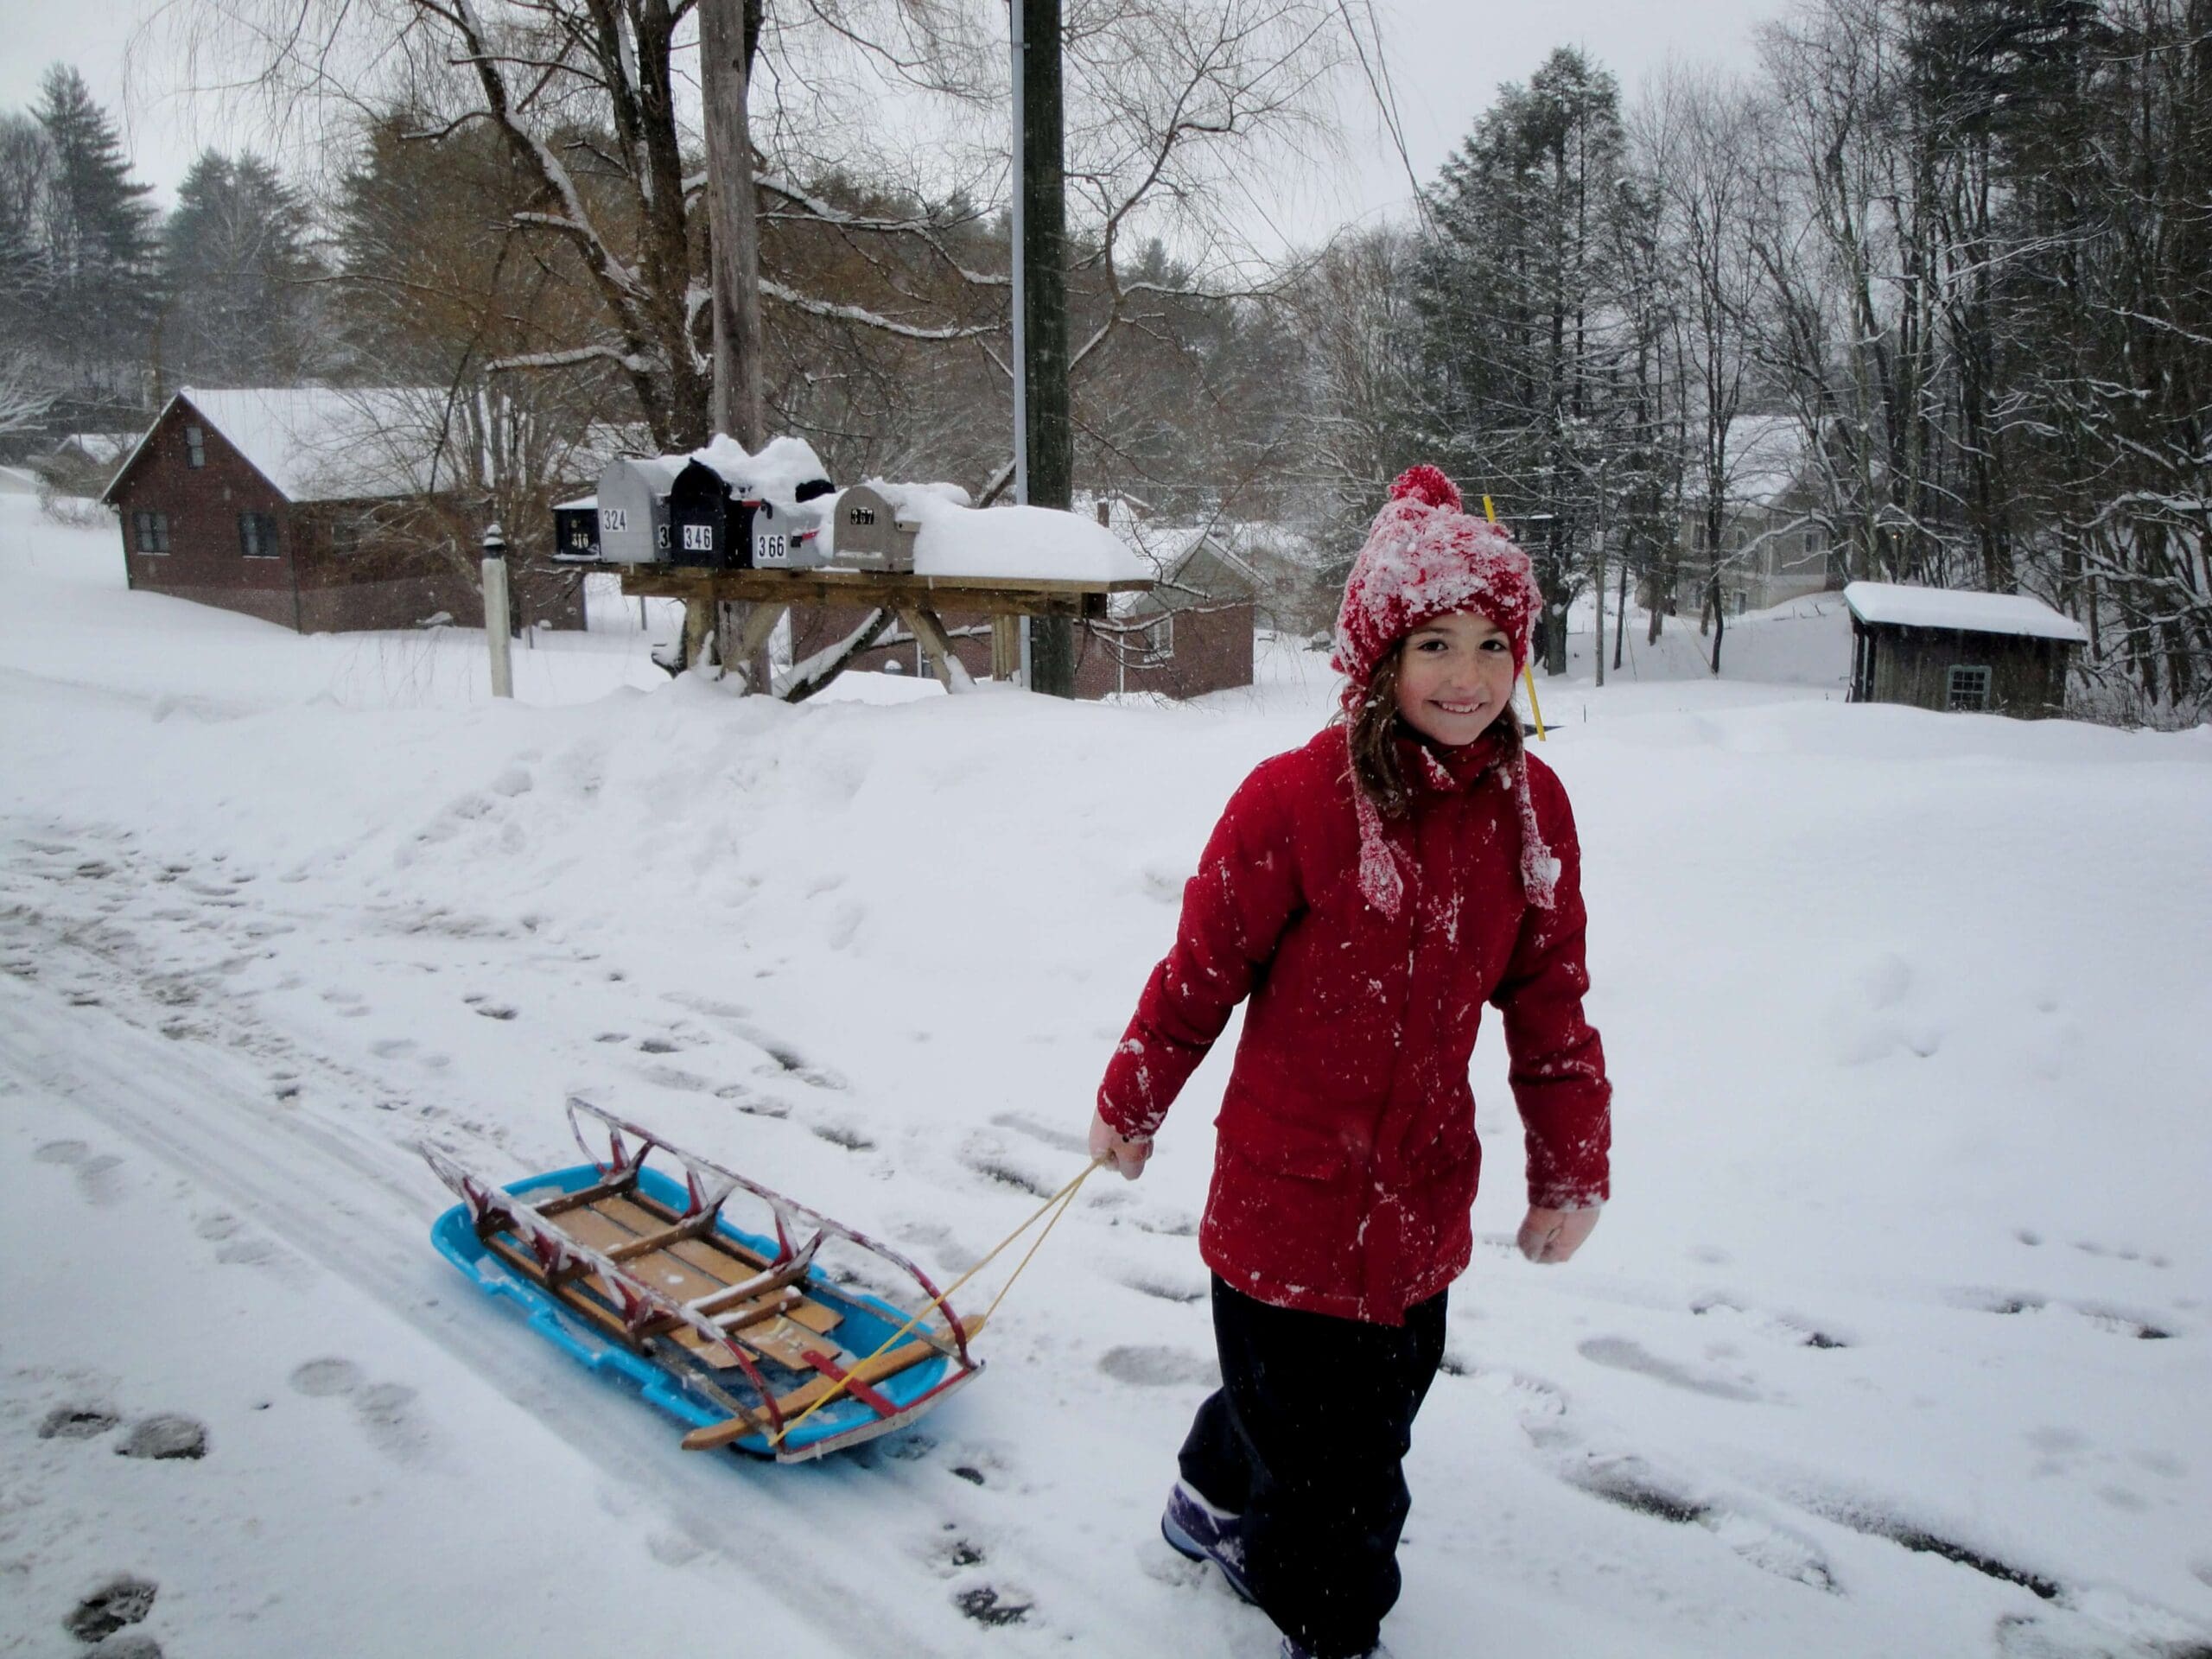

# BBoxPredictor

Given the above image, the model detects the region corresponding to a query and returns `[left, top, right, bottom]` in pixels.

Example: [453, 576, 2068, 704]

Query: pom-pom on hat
[1332, 464, 1541, 690]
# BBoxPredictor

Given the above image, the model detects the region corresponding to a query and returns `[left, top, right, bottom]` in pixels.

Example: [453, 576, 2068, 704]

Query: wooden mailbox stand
[617, 565, 1152, 696]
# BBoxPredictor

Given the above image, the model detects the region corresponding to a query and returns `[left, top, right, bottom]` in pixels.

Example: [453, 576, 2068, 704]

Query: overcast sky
[0, 0, 1793, 240]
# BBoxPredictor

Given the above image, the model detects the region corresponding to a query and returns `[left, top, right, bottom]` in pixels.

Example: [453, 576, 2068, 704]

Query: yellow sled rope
[763, 1155, 1106, 1449]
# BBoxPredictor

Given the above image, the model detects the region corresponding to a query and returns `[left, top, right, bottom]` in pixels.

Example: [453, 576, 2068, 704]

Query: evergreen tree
[35, 65, 157, 400]
[1421, 48, 1637, 673]
[161, 150, 328, 389]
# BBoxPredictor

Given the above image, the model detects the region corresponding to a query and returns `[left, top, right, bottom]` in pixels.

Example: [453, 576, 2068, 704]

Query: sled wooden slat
[537, 1173, 639, 1215]
[608, 1210, 724, 1262]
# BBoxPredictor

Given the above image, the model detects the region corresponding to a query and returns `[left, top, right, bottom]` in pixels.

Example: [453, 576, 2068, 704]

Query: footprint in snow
[1557, 1452, 1838, 1592]
[1122, 1274, 1207, 1306]
[64, 1576, 158, 1643]
[1948, 1288, 2173, 1339]
[34, 1139, 90, 1165]
[116, 1414, 207, 1460]
[1690, 1295, 1851, 1350]
[954, 1586, 1031, 1626]
[39, 1404, 120, 1440]
[74, 1153, 128, 1207]
[289, 1358, 363, 1398]
[1097, 1346, 1220, 1389]
[1575, 1336, 1766, 1402]
[353, 1381, 435, 1466]
[988, 1111, 1088, 1155]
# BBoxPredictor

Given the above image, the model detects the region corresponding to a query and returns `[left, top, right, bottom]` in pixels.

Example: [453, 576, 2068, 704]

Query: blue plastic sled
[425, 1100, 982, 1461]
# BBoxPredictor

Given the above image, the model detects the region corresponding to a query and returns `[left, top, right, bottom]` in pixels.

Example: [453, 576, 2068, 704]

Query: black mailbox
[550, 494, 601, 563]
[665, 460, 756, 569]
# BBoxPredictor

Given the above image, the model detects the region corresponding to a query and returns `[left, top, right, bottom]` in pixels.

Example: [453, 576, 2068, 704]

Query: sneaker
[1159, 1479, 1255, 1604]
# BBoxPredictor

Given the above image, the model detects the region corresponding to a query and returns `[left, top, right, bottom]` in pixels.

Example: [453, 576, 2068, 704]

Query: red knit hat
[1332, 465, 1558, 915]
[1332, 464, 1540, 689]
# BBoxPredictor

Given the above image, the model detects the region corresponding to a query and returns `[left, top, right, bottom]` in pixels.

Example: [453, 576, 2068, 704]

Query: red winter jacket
[1097, 725, 1610, 1324]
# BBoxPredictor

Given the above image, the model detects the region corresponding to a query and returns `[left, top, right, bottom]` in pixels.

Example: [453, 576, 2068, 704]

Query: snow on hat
[1332, 465, 1558, 915]
[1331, 464, 1541, 690]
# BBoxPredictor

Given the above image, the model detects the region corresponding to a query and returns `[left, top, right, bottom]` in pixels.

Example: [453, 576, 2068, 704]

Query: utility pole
[1016, 0, 1075, 696]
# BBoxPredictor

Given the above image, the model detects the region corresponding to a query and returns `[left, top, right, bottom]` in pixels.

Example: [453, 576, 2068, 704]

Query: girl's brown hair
[1342, 639, 1522, 821]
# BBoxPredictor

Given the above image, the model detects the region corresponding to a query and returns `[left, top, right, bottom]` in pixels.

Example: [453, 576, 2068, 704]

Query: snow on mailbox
[595, 455, 682, 564]
[830, 483, 921, 573]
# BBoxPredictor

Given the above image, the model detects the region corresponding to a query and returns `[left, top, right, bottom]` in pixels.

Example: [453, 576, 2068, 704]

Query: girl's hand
[1517, 1205, 1599, 1264]
[1089, 1110, 1154, 1180]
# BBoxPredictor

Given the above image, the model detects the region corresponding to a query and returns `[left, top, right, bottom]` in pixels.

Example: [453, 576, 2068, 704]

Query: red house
[101, 387, 580, 633]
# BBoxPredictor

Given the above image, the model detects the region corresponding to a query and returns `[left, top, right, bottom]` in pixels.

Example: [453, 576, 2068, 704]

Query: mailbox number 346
[682, 524, 714, 553]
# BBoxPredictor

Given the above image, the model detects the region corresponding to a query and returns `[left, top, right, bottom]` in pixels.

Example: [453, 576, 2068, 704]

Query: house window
[238, 512, 280, 558]
[1141, 614, 1174, 664]
[132, 510, 170, 554]
[1948, 665, 1992, 711]
[184, 425, 206, 467]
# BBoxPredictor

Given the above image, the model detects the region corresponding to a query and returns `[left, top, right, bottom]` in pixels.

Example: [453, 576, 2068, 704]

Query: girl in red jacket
[1089, 465, 1611, 1659]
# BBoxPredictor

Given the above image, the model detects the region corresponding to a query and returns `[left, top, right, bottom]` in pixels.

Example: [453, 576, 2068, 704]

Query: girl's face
[1393, 611, 1517, 747]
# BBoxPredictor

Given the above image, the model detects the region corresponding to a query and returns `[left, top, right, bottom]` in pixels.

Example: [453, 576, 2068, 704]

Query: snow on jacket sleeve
[1490, 762, 1611, 1210]
[1097, 760, 1305, 1141]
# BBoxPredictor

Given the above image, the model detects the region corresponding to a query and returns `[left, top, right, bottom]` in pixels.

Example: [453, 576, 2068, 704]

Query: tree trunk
[1020, 0, 1077, 697]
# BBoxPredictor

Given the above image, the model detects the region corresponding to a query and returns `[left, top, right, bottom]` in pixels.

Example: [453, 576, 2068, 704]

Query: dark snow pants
[1178, 1277, 1450, 1659]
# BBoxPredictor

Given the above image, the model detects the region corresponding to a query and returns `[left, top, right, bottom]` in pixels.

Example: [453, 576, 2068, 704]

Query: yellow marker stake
[1481, 494, 1547, 741]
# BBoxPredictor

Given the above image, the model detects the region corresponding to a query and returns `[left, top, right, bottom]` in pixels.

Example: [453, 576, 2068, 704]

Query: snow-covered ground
[3, 495, 2209, 1659]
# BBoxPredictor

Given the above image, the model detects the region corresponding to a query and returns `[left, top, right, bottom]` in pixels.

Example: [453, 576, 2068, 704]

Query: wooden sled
[423, 1099, 981, 1461]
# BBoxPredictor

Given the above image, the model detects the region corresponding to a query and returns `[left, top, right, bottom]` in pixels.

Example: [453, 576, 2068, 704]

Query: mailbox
[749, 493, 832, 569]
[829, 483, 921, 573]
[550, 494, 601, 563]
[666, 458, 754, 569]
[595, 456, 682, 564]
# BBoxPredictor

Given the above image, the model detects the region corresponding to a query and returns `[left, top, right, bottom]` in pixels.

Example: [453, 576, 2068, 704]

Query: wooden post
[991, 615, 1020, 682]
[481, 523, 513, 699]
[1020, 0, 1075, 697]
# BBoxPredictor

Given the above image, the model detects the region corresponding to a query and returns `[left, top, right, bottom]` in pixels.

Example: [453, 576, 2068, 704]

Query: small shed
[1843, 581, 2086, 717]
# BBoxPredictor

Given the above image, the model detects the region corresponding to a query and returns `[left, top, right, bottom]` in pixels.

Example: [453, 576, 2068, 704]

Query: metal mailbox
[595, 456, 683, 564]
[749, 489, 834, 570]
[551, 494, 601, 563]
[829, 483, 921, 573]
[666, 458, 753, 569]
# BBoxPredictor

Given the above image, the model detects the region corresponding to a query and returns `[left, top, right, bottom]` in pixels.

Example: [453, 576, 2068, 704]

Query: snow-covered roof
[1844, 581, 2088, 643]
[56, 433, 136, 464]
[107, 387, 455, 504]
